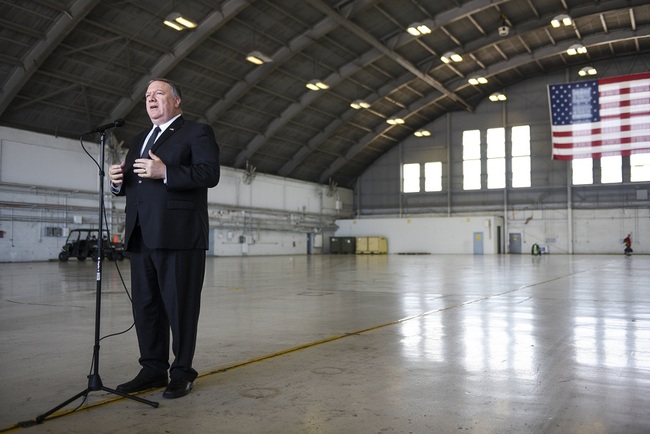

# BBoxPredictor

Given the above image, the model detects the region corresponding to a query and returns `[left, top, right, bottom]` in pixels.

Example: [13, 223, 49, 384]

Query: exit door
[509, 233, 522, 254]
[473, 232, 484, 255]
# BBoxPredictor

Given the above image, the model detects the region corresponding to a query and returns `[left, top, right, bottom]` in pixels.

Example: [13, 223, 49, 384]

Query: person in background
[624, 234, 633, 256]
[108, 78, 220, 399]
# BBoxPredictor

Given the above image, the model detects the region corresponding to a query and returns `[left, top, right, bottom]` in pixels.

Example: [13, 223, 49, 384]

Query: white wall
[335, 209, 648, 255]
[208, 167, 343, 215]
[500, 207, 647, 255]
[212, 229, 319, 256]
[335, 216, 503, 255]
[0, 126, 353, 262]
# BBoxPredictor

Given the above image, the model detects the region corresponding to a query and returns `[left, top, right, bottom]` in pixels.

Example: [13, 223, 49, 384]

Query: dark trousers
[128, 226, 205, 381]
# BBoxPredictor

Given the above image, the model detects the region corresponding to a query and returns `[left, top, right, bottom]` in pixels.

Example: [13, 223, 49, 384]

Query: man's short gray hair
[148, 78, 182, 100]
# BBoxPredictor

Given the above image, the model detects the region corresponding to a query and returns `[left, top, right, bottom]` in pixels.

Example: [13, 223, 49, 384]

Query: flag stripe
[553, 135, 650, 148]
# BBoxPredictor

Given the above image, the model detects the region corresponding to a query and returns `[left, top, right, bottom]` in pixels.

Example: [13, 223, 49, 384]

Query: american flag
[548, 72, 650, 160]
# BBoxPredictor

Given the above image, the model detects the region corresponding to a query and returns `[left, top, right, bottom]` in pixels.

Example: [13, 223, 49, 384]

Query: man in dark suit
[108, 78, 220, 399]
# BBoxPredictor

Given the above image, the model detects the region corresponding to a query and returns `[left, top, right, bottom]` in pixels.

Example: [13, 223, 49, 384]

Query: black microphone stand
[23, 130, 158, 427]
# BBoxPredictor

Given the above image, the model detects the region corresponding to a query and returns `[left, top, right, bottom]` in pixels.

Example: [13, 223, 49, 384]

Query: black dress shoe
[163, 378, 193, 399]
[116, 372, 168, 394]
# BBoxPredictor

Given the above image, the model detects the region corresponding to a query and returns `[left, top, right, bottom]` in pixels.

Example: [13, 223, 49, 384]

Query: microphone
[83, 118, 126, 135]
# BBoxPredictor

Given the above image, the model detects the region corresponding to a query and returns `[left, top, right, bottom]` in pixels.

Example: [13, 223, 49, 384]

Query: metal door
[473, 232, 484, 255]
[509, 233, 522, 253]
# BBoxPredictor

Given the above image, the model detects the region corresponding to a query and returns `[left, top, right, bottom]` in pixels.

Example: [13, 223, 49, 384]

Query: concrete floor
[1, 253, 649, 433]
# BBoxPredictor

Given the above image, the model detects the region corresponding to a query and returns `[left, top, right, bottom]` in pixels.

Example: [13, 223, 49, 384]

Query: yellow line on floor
[5, 281, 548, 432]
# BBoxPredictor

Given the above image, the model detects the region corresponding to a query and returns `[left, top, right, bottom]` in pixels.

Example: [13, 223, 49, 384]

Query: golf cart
[58, 228, 124, 262]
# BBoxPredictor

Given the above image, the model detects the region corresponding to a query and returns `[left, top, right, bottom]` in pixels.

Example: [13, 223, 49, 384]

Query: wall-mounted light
[246, 51, 272, 65]
[414, 129, 431, 137]
[350, 100, 370, 109]
[489, 92, 507, 102]
[551, 14, 572, 28]
[441, 51, 462, 64]
[306, 79, 329, 91]
[578, 66, 597, 77]
[386, 117, 405, 125]
[567, 43, 587, 55]
[163, 13, 197, 31]
[468, 74, 488, 85]
[406, 22, 432, 36]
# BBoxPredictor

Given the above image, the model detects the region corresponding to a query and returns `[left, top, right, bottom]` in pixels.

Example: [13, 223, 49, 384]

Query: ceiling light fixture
[164, 13, 197, 31]
[468, 74, 488, 85]
[246, 51, 272, 65]
[306, 79, 329, 91]
[163, 19, 183, 31]
[414, 129, 431, 137]
[386, 117, 405, 125]
[489, 92, 507, 102]
[406, 22, 432, 36]
[567, 43, 587, 55]
[175, 16, 197, 29]
[441, 51, 463, 64]
[578, 66, 597, 77]
[551, 14, 573, 28]
[350, 100, 370, 109]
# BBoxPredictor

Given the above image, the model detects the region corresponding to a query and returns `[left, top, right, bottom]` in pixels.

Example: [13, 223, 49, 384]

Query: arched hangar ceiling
[1, 0, 649, 188]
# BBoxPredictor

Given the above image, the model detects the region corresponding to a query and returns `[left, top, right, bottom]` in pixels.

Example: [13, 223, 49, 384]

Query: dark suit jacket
[115, 116, 220, 251]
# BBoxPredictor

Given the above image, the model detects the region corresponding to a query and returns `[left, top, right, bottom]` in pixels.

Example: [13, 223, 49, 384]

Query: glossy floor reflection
[1, 254, 649, 433]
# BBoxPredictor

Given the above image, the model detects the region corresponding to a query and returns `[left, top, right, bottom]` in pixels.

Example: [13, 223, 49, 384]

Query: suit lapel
[151, 116, 184, 154]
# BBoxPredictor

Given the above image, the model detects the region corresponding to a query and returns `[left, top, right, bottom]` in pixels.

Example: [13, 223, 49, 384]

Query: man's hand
[134, 151, 166, 179]
[108, 161, 126, 186]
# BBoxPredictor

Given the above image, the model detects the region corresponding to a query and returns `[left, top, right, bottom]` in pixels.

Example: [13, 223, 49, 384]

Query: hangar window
[487, 127, 505, 189]
[600, 155, 622, 184]
[572, 158, 593, 185]
[630, 153, 650, 182]
[424, 162, 442, 192]
[511, 125, 531, 188]
[402, 163, 420, 193]
[463, 130, 481, 190]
